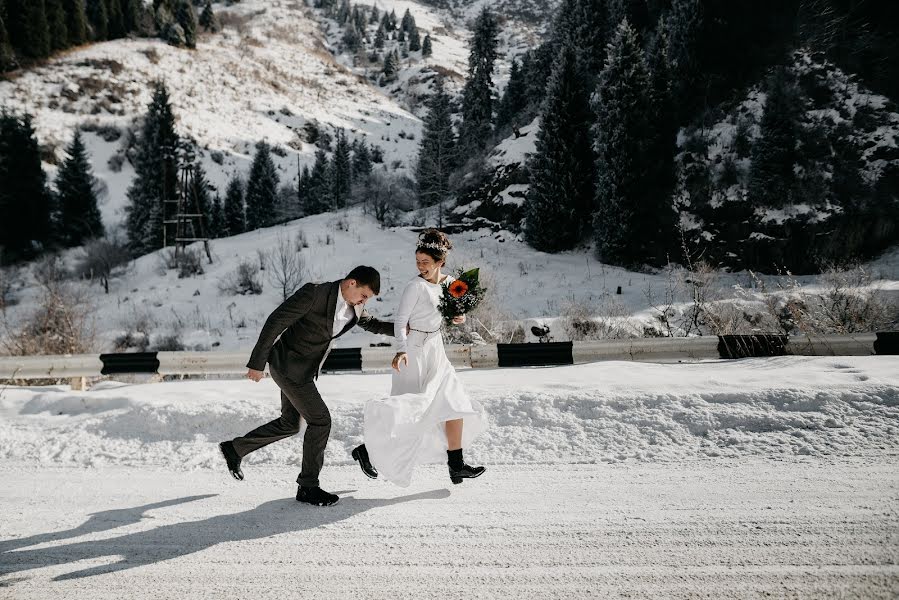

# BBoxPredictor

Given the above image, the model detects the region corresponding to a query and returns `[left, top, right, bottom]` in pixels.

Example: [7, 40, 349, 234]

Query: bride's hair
[416, 228, 453, 262]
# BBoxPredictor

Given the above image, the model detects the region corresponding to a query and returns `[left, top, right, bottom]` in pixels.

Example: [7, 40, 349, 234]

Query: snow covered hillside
[0, 0, 544, 233]
[1, 206, 897, 355]
[0, 206, 894, 355]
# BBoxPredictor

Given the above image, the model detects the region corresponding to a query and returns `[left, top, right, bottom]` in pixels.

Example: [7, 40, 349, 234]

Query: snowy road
[2, 459, 898, 599]
[2, 356, 899, 598]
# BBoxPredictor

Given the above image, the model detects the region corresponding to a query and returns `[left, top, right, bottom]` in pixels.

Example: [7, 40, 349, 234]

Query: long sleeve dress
[363, 274, 486, 487]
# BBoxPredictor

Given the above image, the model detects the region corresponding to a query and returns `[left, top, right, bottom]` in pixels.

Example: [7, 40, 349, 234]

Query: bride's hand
[452, 314, 466, 324]
[392, 352, 408, 372]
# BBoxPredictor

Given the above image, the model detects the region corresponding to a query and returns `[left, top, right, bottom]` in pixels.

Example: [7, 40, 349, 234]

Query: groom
[219, 266, 394, 506]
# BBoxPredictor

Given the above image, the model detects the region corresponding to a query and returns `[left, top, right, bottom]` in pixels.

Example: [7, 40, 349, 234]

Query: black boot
[296, 486, 339, 506]
[447, 449, 485, 485]
[219, 441, 244, 481]
[352, 444, 378, 479]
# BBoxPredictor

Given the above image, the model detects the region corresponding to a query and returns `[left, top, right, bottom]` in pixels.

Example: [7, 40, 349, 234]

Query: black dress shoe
[351, 444, 378, 479]
[296, 486, 339, 506]
[448, 463, 486, 485]
[219, 441, 244, 481]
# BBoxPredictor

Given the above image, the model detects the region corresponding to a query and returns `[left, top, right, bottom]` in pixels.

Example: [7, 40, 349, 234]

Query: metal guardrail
[0, 333, 894, 387]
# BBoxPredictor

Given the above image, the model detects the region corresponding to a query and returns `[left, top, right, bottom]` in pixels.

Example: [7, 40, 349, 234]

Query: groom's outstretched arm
[356, 308, 394, 337]
[246, 282, 316, 370]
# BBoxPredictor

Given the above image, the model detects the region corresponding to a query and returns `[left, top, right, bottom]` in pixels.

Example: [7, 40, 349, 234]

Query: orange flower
[448, 280, 469, 298]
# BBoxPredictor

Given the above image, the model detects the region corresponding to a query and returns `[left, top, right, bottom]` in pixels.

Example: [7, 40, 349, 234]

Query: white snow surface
[0, 356, 898, 598]
[5, 206, 898, 354]
[1, 356, 897, 470]
[0, 0, 544, 233]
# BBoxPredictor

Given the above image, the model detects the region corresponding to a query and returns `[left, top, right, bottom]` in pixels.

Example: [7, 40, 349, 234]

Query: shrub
[2, 282, 95, 355]
[218, 260, 263, 295]
[160, 247, 205, 278]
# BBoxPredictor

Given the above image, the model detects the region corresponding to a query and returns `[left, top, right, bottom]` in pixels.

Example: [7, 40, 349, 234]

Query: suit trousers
[231, 366, 331, 488]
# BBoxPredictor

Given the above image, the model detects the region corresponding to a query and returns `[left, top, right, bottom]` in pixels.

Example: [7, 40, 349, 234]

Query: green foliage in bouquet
[438, 268, 486, 325]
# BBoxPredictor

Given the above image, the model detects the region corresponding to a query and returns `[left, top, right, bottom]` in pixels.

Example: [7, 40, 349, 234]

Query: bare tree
[2, 276, 95, 356]
[355, 171, 415, 227]
[74, 234, 132, 294]
[267, 233, 306, 301]
[0, 258, 19, 313]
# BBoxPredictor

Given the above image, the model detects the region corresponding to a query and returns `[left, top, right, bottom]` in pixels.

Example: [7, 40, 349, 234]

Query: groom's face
[344, 280, 375, 306]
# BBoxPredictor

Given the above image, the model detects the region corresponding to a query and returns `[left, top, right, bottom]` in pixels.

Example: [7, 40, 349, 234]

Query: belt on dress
[409, 327, 440, 334]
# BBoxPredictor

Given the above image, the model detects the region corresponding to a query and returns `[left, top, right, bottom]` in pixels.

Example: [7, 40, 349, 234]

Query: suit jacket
[247, 280, 393, 382]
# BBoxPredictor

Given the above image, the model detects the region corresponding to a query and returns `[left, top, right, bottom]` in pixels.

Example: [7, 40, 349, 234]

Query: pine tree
[298, 164, 310, 206]
[342, 20, 361, 52]
[387, 9, 397, 31]
[57, 131, 104, 247]
[6, 0, 51, 58]
[352, 140, 372, 179]
[421, 33, 432, 57]
[85, 0, 108, 41]
[188, 161, 212, 232]
[244, 142, 280, 231]
[0, 111, 53, 261]
[523, 43, 594, 252]
[369, 6, 378, 24]
[401, 8, 414, 32]
[336, 0, 349, 24]
[665, 0, 702, 120]
[45, 0, 68, 52]
[458, 7, 498, 156]
[643, 18, 678, 261]
[552, 0, 610, 91]
[397, 28, 405, 43]
[62, 0, 87, 45]
[330, 131, 352, 209]
[125, 81, 180, 255]
[107, 0, 125, 39]
[381, 49, 397, 83]
[747, 66, 802, 210]
[173, 0, 196, 48]
[0, 4, 17, 71]
[592, 19, 656, 266]
[223, 176, 245, 236]
[209, 193, 224, 238]
[199, 0, 216, 32]
[374, 24, 385, 49]
[306, 149, 333, 214]
[122, 0, 141, 33]
[415, 77, 457, 211]
[495, 58, 527, 132]
[353, 6, 365, 32]
[607, 0, 651, 35]
[408, 25, 420, 52]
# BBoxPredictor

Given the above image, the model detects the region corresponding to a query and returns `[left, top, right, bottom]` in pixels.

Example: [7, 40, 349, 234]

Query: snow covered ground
[1, 356, 898, 596]
[5, 206, 898, 355]
[0, 0, 541, 231]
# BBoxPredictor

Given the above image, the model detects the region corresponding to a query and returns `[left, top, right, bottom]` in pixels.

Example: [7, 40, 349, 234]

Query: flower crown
[418, 240, 450, 252]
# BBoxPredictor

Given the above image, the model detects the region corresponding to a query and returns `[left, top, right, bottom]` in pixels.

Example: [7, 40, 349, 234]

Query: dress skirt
[363, 330, 486, 487]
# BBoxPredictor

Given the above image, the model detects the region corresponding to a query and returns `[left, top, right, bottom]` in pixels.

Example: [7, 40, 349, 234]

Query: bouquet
[438, 268, 486, 325]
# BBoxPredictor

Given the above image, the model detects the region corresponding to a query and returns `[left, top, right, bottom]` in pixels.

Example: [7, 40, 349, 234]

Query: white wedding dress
[363, 274, 486, 487]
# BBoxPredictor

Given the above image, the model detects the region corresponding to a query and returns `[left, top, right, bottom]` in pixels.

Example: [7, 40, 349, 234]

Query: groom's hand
[392, 352, 408, 372]
[246, 368, 265, 382]
[452, 315, 466, 325]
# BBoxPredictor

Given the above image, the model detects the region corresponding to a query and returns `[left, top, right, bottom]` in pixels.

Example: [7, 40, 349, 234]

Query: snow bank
[1, 356, 896, 471]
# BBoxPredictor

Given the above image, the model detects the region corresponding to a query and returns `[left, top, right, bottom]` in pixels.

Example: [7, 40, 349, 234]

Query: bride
[352, 229, 486, 487]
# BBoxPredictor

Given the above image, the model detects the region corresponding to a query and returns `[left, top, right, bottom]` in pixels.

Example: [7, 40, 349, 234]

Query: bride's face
[416, 251, 443, 280]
